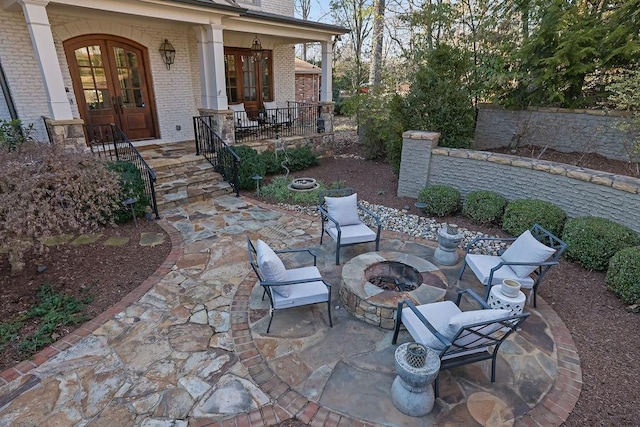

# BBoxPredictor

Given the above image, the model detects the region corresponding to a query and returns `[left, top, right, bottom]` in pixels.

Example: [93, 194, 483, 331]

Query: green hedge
[462, 190, 507, 225]
[606, 246, 640, 305]
[417, 185, 460, 217]
[563, 217, 639, 270]
[234, 145, 266, 190]
[502, 199, 566, 237]
[106, 161, 148, 223]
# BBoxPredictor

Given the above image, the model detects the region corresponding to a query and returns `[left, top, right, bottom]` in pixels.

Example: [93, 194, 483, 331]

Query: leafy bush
[234, 145, 266, 190]
[562, 217, 639, 271]
[462, 190, 508, 225]
[257, 146, 319, 176]
[403, 44, 475, 148]
[606, 246, 640, 305]
[0, 119, 34, 151]
[502, 199, 566, 237]
[417, 185, 460, 217]
[0, 143, 121, 271]
[106, 161, 149, 223]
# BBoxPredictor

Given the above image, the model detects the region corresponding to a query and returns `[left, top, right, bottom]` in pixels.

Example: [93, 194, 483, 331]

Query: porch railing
[233, 102, 321, 143]
[193, 115, 240, 196]
[86, 124, 160, 219]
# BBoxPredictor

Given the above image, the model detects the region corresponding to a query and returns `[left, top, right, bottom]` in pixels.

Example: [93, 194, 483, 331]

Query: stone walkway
[0, 195, 582, 426]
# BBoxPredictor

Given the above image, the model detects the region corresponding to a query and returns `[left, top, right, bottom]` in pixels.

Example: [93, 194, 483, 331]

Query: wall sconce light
[159, 39, 175, 70]
[250, 34, 263, 59]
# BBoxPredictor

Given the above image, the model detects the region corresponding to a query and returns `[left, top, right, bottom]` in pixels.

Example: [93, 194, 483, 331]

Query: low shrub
[563, 217, 639, 270]
[462, 190, 507, 225]
[606, 246, 640, 305]
[502, 199, 566, 237]
[251, 146, 320, 177]
[106, 161, 149, 223]
[234, 145, 266, 190]
[417, 185, 460, 217]
[0, 143, 121, 271]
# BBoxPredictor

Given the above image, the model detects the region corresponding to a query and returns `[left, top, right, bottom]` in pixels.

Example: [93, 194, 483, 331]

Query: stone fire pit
[340, 251, 448, 329]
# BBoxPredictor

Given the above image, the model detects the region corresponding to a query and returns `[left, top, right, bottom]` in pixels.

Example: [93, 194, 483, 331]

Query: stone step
[155, 172, 225, 196]
[154, 161, 216, 184]
[156, 181, 234, 210]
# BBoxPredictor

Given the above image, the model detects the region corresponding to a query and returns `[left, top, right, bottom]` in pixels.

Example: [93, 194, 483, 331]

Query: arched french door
[64, 35, 158, 141]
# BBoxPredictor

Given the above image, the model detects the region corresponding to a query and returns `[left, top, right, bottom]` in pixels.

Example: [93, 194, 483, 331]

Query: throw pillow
[256, 240, 291, 297]
[445, 308, 512, 347]
[501, 230, 556, 277]
[324, 193, 360, 226]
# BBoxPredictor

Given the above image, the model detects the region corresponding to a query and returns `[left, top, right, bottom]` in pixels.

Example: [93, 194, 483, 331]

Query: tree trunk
[369, 0, 385, 87]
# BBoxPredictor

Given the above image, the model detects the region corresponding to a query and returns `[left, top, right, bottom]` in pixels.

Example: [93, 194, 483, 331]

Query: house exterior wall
[295, 74, 320, 103]
[0, 86, 11, 121]
[0, 8, 51, 140]
[49, 13, 200, 144]
[272, 44, 295, 103]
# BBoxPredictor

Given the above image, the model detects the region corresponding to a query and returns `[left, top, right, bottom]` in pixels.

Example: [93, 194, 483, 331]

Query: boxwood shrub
[606, 246, 640, 305]
[462, 190, 507, 225]
[106, 161, 149, 223]
[563, 217, 639, 270]
[417, 185, 460, 217]
[502, 199, 566, 237]
[234, 145, 266, 190]
[261, 146, 318, 175]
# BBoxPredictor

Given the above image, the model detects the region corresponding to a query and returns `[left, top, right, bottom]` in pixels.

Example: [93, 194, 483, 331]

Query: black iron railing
[86, 124, 159, 219]
[233, 102, 321, 142]
[193, 115, 240, 196]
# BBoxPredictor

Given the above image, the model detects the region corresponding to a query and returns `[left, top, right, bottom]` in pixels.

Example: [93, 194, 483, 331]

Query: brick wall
[474, 104, 635, 161]
[273, 45, 295, 103]
[0, 9, 51, 141]
[295, 74, 320, 103]
[427, 148, 640, 234]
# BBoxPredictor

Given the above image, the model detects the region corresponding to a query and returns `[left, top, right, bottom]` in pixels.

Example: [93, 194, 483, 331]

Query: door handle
[117, 96, 124, 114]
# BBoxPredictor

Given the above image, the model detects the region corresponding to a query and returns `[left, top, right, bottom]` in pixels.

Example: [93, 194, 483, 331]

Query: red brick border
[0, 219, 183, 388]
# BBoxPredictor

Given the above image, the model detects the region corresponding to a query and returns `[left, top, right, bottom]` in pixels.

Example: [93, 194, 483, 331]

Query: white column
[320, 40, 333, 102]
[195, 23, 228, 110]
[20, 0, 73, 120]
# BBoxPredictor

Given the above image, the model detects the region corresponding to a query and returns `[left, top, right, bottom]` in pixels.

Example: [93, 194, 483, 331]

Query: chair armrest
[464, 236, 517, 254]
[261, 277, 331, 287]
[357, 203, 382, 227]
[455, 289, 491, 309]
[317, 205, 341, 230]
[398, 300, 451, 347]
[274, 247, 318, 265]
[490, 260, 559, 275]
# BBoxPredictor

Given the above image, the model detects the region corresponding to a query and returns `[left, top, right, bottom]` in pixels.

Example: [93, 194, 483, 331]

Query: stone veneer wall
[427, 148, 640, 234]
[474, 104, 635, 161]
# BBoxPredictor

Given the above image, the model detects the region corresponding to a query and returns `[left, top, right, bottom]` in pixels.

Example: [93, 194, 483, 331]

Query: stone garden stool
[391, 342, 440, 416]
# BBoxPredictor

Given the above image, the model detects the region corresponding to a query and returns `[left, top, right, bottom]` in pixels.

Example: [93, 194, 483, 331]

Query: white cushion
[401, 301, 461, 351]
[465, 254, 535, 287]
[272, 266, 328, 309]
[402, 301, 511, 356]
[325, 223, 376, 245]
[324, 193, 360, 226]
[256, 240, 290, 297]
[263, 101, 278, 110]
[229, 103, 245, 112]
[500, 230, 556, 277]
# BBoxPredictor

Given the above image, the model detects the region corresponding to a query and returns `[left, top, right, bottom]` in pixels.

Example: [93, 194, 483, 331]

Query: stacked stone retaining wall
[474, 104, 635, 162]
[427, 148, 640, 234]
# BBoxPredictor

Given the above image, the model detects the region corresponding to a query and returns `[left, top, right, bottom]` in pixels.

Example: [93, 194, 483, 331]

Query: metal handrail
[193, 115, 240, 196]
[85, 123, 159, 219]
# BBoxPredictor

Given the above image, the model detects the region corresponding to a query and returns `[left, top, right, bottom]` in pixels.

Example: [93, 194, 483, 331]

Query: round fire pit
[340, 251, 448, 329]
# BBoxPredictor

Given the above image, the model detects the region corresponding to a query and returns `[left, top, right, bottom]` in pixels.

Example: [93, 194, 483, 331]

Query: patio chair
[318, 188, 382, 265]
[458, 224, 567, 307]
[263, 101, 294, 128]
[246, 236, 332, 333]
[392, 289, 529, 396]
[230, 103, 259, 137]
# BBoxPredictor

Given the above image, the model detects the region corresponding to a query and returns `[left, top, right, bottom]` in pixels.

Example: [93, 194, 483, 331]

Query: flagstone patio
[0, 195, 581, 426]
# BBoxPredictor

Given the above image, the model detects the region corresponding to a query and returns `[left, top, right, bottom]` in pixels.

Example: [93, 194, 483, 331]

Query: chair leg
[491, 354, 497, 382]
[335, 242, 340, 265]
[327, 301, 333, 327]
[458, 260, 467, 280]
[266, 309, 274, 333]
[434, 375, 440, 397]
[392, 310, 402, 344]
